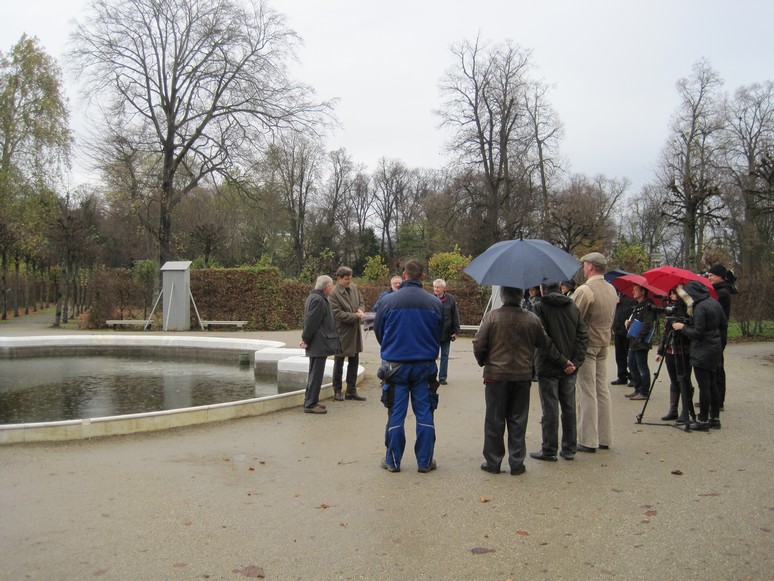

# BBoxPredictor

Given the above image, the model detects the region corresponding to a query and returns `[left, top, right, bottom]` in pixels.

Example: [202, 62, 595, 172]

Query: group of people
[608, 264, 733, 432]
[299, 252, 733, 474]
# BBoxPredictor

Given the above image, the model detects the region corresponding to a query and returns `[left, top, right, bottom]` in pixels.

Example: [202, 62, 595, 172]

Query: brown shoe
[624, 391, 638, 398]
[345, 392, 366, 401]
[333, 392, 344, 401]
[304, 404, 327, 414]
[629, 394, 647, 401]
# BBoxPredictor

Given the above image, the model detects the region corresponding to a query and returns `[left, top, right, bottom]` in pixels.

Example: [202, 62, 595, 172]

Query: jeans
[627, 349, 651, 396]
[437, 341, 451, 382]
[384, 360, 437, 471]
[537, 374, 577, 456]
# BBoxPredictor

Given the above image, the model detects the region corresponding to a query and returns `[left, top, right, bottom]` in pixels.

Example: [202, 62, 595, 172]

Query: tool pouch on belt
[377, 362, 402, 408]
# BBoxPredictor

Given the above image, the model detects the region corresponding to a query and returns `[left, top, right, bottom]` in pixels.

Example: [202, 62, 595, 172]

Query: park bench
[201, 320, 248, 330]
[106, 319, 152, 330]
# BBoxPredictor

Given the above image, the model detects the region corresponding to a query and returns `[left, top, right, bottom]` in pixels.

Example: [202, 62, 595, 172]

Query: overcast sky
[3, 0, 773, 196]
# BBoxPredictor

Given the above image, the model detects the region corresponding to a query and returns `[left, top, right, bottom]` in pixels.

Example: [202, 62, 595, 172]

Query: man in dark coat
[300, 276, 341, 414]
[530, 282, 589, 462]
[707, 263, 734, 409]
[672, 280, 728, 430]
[432, 278, 461, 385]
[328, 266, 366, 401]
[624, 285, 656, 401]
[473, 286, 559, 476]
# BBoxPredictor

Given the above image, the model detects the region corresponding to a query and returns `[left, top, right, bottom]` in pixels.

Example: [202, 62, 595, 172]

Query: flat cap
[580, 252, 608, 268]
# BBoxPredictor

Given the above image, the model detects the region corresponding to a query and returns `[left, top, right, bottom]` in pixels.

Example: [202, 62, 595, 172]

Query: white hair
[315, 275, 333, 291]
[433, 279, 447, 288]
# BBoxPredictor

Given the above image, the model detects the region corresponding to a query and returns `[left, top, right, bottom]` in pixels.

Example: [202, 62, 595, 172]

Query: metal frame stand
[635, 329, 695, 432]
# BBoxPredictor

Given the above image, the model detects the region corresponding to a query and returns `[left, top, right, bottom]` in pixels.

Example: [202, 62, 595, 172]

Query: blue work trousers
[384, 361, 437, 471]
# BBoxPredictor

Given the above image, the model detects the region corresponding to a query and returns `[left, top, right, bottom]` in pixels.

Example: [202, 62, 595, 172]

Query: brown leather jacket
[473, 304, 550, 382]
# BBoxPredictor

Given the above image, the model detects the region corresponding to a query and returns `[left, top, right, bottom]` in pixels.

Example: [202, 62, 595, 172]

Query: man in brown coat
[572, 252, 618, 452]
[328, 266, 367, 401]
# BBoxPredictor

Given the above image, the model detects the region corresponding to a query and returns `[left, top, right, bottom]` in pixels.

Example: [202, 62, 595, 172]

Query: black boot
[333, 388, 344, 401]
[689, 416, 710, 431]
[661, 390, 679, 421]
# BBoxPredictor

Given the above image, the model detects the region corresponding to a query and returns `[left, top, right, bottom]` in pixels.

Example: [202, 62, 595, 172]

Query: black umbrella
[464, 239, 582, 289]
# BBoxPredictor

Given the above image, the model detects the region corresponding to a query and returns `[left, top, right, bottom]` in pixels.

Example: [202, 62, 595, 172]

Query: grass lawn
[728, 319, 774, 341]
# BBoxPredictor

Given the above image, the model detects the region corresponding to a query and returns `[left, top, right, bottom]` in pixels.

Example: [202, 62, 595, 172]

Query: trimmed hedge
[87, 268, 492, 330]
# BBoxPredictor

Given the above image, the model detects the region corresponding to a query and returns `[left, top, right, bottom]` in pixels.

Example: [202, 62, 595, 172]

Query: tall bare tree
[658, 59, 725, 270]
[69, 0, 331, 266]
[437, 37, 535, 250]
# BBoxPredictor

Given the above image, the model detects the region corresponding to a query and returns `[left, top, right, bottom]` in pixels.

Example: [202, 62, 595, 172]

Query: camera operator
[653, 287, 694, 422]
[623, 285, 655, 401]
[671, 280, 728, 431]
[706, 264, 735, 410]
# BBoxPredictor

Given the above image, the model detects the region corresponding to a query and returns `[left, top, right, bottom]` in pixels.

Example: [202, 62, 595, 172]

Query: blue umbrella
[464, 239, 581, 289]
[603, 269, 630, 283]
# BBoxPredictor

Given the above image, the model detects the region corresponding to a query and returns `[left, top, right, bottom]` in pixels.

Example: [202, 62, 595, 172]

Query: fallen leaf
[761, 528, 771, 533]
[317, 503, 330, 509]
[480, 496, 490, 503]
[610, 488, 622, 493]
[232, 565, 265, 578]
[340, 522, 348, 528]
[173, 562, 187, 568]
[248, 466, 255, 471]
[259, 460, 266, 465]
[470, 547, 496, 554]
[294, 493, 301, 497]
[183, 520, 193, 526]
[698, 492, 720, 497]
[93, 569, 108, 576]
[515, 530, 529, 536]
[644, 510, 657, 517]
[671, 470, 683, 475]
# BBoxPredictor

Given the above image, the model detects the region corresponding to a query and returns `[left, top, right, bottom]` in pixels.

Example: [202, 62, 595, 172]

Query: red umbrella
[611, 274, 667, 306]
[642, 265, 718, 299]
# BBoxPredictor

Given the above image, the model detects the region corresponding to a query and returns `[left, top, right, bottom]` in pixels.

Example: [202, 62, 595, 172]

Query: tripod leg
[636, 352, 664, 423]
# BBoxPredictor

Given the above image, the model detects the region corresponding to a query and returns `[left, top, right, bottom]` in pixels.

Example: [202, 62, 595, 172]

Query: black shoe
[627, 380, 635, 387]
[418, 459, 437, 473]
[345, 392, 366, 401]
[510, 464, 526, 476]
[577, 444, 596, 453]
[333, 392, 344, 401]
[610, 378, 627, 385]
[710, 418, 721, 430]
[380, 458, 400, 473]
[529, 451, 558, 462]
[598, 445, 610, 450]
[661, 411, 679, 421]
[689, 420, 710, 431]
[439, 379, 448, 385]
[480, 462, 500, 474]
[559, 450, 575, 461]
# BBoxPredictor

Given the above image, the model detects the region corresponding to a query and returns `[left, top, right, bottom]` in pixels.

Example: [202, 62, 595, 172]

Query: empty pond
[0, 355, 278, 424]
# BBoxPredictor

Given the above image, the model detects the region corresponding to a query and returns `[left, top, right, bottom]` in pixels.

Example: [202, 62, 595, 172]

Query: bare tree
[437, 37, 535, 250]
[721, 81, 774, 275]
[69, 0, 332, 266]
[549, 174, 627, 254]
[371, 157, 409, 258]
[658, 59, 725, 270]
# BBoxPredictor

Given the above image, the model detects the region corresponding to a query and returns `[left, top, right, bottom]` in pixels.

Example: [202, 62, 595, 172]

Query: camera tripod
[635, 328, 696, 432]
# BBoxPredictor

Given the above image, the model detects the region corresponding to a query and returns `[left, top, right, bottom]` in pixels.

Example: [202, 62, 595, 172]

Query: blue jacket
[374, 279, 443, 362]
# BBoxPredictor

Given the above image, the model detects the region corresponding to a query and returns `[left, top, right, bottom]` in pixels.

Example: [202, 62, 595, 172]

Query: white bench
[202, 320, 248, 330]
[106, 319, 151, 330]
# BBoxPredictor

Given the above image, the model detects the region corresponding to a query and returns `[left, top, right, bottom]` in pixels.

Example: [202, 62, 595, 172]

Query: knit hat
[708, 264, 727, 278]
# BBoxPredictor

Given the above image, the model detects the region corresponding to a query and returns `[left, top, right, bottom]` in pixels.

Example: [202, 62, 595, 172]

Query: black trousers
[613, 333, 630, 381]
[483, 380, 531, 472]
[694, 365, 720, 421]
[304, 356, 327, 409]
[333, 354, 359, 392]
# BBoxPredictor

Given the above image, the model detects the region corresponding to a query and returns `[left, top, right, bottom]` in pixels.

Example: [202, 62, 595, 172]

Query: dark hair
[403, 259, 424, 281]
[500, 286, 524, 306]
[542, 282, 561, 294]
[335, 266, 353, 278]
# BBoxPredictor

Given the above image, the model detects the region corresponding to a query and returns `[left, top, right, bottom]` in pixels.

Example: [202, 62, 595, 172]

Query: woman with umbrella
[618, 280, 656, 401]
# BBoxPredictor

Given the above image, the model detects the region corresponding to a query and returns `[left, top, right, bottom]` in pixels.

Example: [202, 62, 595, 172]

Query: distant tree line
[1, 0, 772, 332]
